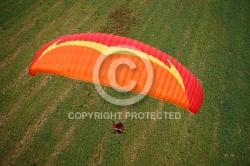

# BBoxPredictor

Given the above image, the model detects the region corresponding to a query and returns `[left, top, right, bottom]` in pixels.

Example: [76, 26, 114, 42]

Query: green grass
[0, 0, 249, 165]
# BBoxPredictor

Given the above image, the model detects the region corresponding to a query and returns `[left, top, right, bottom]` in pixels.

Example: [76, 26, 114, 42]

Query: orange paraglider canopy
[29, 33, 204, 114]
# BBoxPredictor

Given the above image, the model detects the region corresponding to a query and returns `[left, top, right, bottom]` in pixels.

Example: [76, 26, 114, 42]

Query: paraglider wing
[29, 33, 204, 114]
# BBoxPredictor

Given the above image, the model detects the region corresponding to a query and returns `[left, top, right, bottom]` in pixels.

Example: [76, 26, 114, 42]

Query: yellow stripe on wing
[39, 40, 185, 91]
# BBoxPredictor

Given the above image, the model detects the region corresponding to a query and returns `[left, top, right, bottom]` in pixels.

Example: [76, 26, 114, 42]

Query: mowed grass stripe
[159, 3, 213, 162]
[0, 0, 82, 156]
[0, 0, 84, 90]
[0, 0, 83, 116]
[87, 107, 128, 165]
[87, 129, 113, 165]
[188, 1, 249, 164]
[1, 79, 74, 165]
[0, 0, 75, 69]
[59, 0, 109, 34]
[99, 98, 158, 166]
[0, 1, 62, 65]
[130, 0, 165, 41]
[158, 1, 200, 62]
[172, 2, 214, 163]
[0, 75, 50, 127]
[76, 1, 124, 32]
[125, 100, 165, 166]
[157, 1, 216, 164]
[0, 0, 57, 43]
[0, 0, 105, 149]
[44, 124, 77, 166]
[15, 81, 87, 165]
[36, 84, 111, 165]
[0, 66, 32, 95]
[0, 77, 69, 155]
[0, 0, 17, 11]
[0, 0, 65, 74]
[178, 2, 221, 164]
[0, 0, 36, 26]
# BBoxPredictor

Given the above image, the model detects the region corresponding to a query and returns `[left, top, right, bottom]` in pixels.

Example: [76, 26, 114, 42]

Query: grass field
[0, 0, 249, 165]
